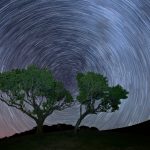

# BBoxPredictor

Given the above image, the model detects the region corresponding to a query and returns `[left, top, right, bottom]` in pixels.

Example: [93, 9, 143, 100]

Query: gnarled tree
[75, 72, 129, 133]
[0, 65, 73, 134]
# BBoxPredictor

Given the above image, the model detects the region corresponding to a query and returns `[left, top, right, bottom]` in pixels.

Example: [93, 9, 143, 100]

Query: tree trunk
[36, 120, 44, 135]
[74, 111, 89, 134]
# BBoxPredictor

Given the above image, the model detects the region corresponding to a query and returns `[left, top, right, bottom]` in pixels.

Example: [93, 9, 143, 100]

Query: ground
[0, 129, 149, 150]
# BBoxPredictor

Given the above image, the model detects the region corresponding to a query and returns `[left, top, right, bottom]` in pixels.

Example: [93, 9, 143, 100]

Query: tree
[0, 65, 73, 134]
[74, 72, 129, 133]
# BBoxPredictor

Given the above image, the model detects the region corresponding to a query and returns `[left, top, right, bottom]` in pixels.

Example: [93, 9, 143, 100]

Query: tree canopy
[75, 72, 129, 132]
[0, 65, 73, 134]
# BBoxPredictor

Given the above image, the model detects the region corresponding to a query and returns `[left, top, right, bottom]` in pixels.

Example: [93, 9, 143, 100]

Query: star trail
[0, 0, 150, 138]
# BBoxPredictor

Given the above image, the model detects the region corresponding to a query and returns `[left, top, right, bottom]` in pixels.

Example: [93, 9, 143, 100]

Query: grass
[0, 129, 149, 150]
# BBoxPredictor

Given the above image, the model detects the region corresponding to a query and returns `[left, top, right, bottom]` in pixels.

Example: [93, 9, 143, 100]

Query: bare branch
[0, 94, 37, 121]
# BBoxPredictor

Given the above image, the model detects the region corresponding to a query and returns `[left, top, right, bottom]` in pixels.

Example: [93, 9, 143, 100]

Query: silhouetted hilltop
[1, 120, 149, 140]
[106, 120, 150, 134]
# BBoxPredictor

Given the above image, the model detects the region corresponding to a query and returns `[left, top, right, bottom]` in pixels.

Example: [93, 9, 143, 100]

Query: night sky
[0, 0, 150, 138]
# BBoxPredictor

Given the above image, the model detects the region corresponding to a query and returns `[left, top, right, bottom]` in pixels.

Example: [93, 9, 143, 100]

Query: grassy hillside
[0, 128, 149, 150]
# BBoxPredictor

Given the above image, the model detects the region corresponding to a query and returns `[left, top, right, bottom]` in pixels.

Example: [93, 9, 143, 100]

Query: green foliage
[76, 72, 128, 113]
[0, 65, 73, 128]
[77, 72, 109, 103]
[107, 85, 128, 111]
[74, 72, 129, 133]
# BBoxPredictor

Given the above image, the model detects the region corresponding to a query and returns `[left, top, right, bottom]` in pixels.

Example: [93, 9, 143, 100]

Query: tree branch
[0, 95, 37, 121]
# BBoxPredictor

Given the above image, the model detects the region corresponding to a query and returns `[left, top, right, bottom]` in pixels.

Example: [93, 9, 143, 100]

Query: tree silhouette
[75, 72, 128, 133]
[0, 65, 73, 134]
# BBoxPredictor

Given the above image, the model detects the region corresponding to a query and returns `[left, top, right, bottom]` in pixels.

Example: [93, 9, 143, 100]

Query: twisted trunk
[74, 111, 89, 134]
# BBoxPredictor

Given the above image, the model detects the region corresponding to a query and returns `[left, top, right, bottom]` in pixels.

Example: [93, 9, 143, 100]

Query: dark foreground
[0, 121, 150, 150]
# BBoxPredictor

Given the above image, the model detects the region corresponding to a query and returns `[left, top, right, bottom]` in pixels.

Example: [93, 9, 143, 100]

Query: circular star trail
[0, 0, 150, 138]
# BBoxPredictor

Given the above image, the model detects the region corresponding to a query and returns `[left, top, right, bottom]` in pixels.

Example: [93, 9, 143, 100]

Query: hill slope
[0, 120, 149, 150]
